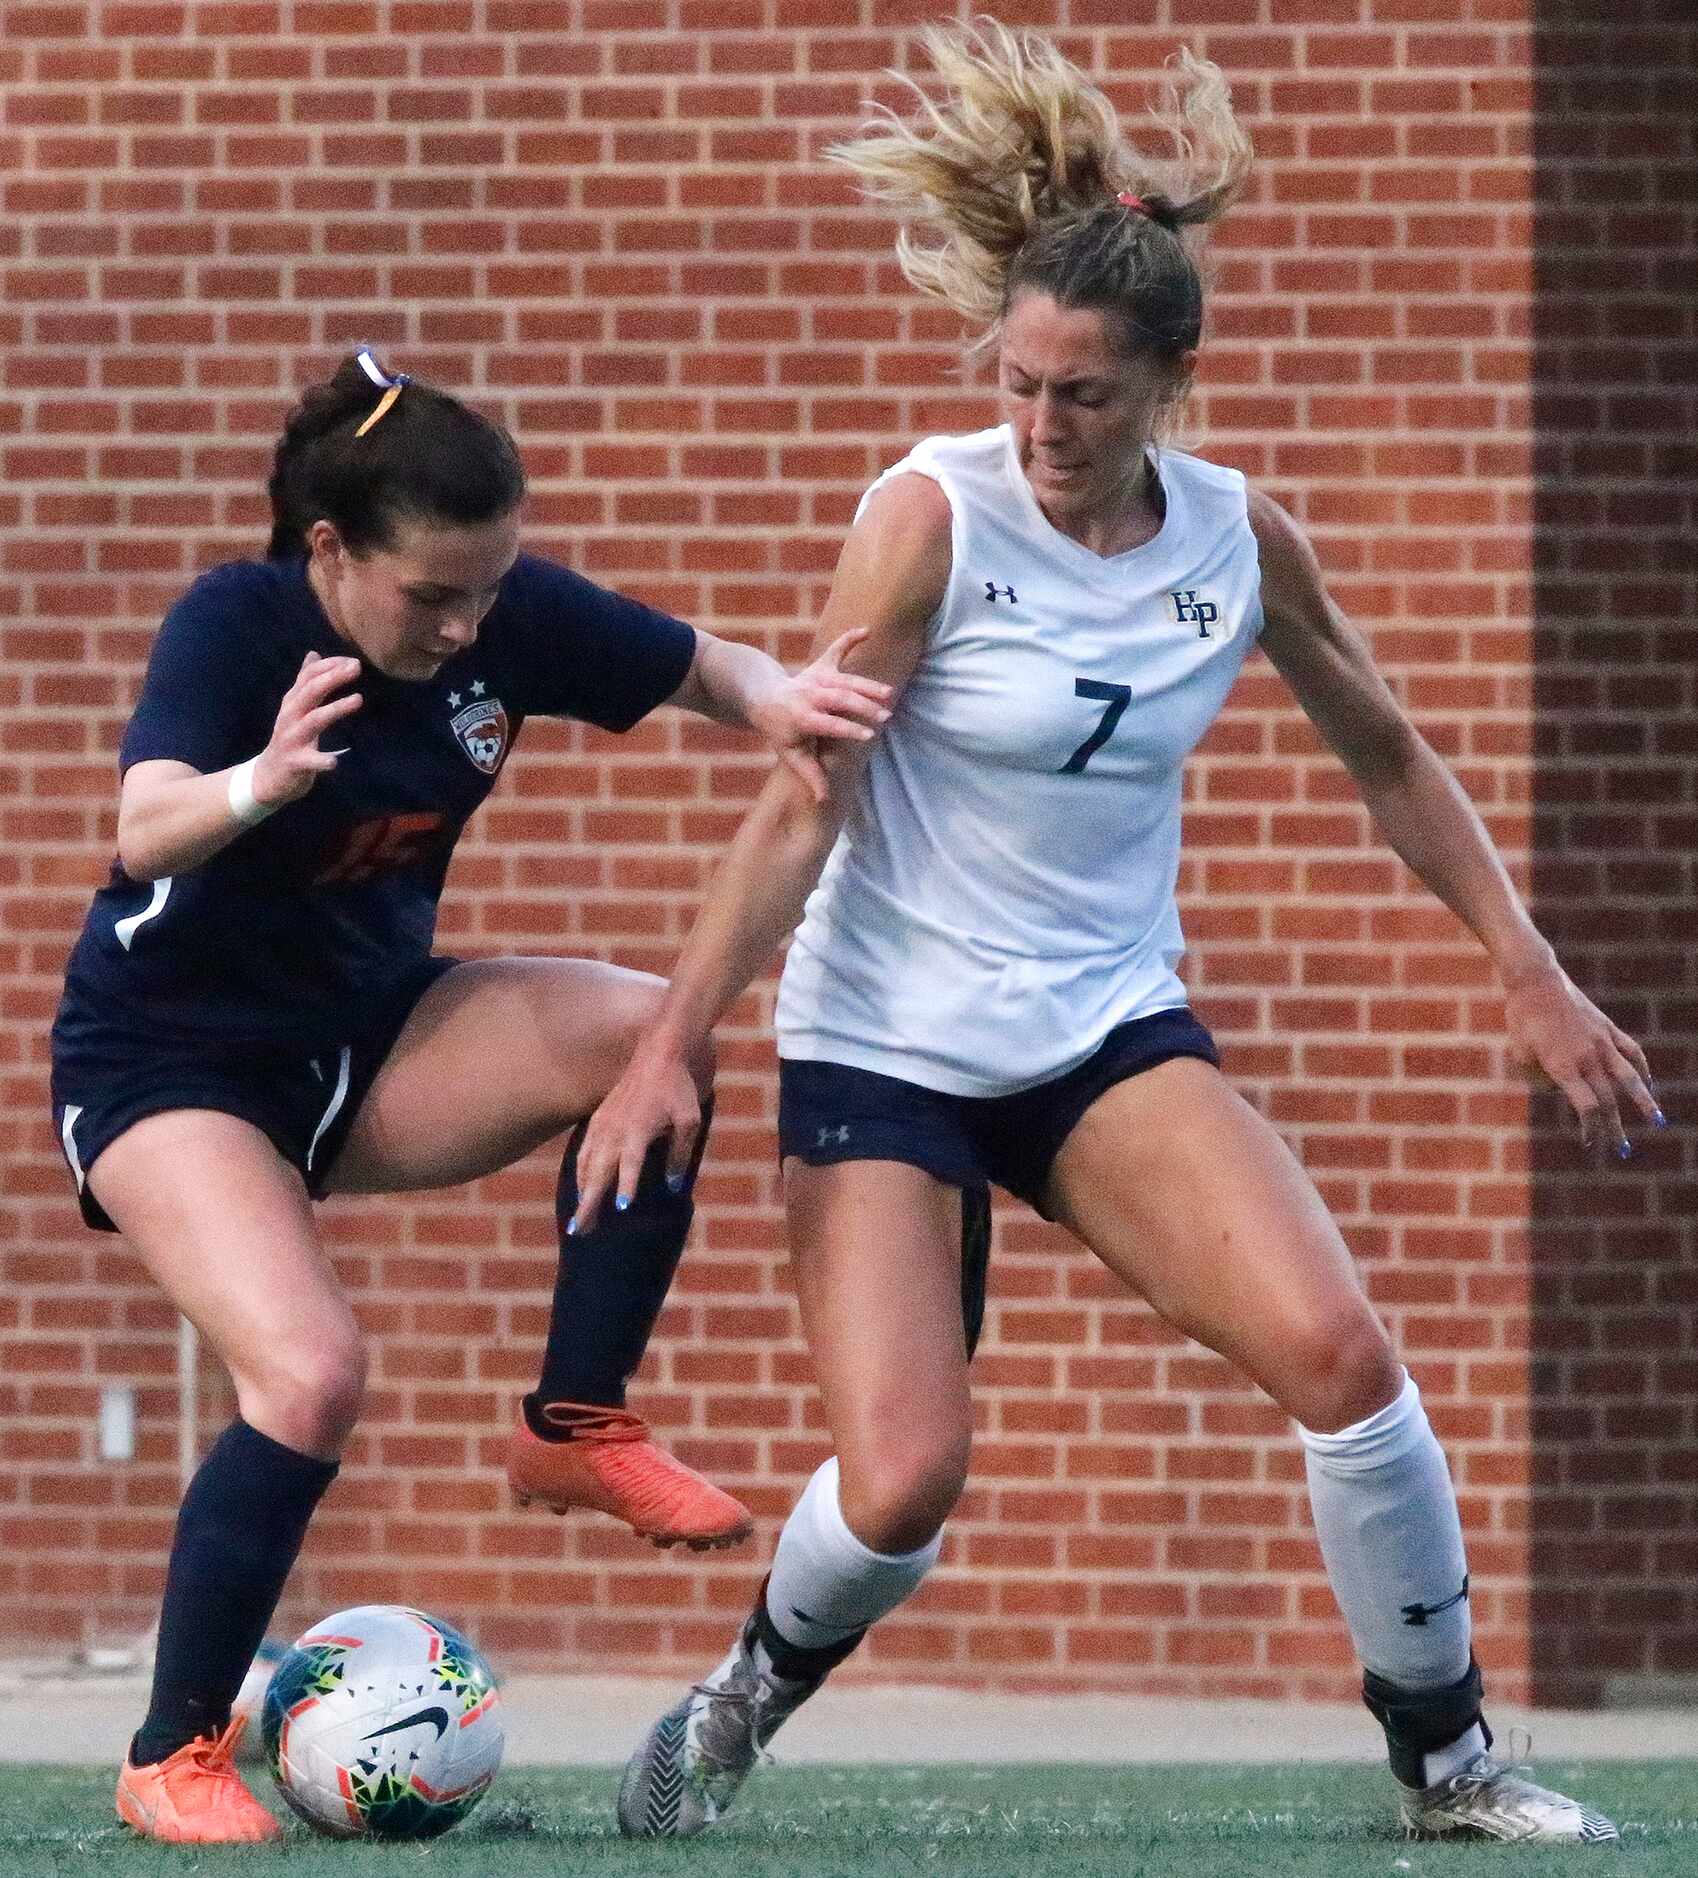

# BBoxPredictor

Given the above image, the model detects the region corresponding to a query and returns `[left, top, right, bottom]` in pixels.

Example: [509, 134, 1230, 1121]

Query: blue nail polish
[616, 1193, 631, 1212]
[1617, 1141, 1633, 1161]
[1653, 1109, 1667, 1128]
[565, 1218, 578, 1236]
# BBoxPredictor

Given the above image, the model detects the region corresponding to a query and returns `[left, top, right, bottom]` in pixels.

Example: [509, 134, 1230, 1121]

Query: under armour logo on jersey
[816, 1124, 850, 1147]
[984, 581, 1018, 604]
[1170, 589, 1219, 636]
[1401, 1576, 1469, 1627]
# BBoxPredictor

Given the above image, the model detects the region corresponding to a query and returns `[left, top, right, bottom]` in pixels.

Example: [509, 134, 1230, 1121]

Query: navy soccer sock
[524, 1095, 714, 1429]
[131, 1417, 337, 1766]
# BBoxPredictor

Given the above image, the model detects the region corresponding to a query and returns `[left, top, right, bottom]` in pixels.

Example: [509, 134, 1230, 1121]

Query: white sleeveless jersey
[776, 424, 1264, 1096]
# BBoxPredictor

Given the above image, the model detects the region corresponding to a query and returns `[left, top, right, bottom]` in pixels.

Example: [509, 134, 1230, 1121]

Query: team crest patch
[449, 691, 510, 774]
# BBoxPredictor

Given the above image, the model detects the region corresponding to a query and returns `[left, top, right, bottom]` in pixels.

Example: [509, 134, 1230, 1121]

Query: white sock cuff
[1298, 1369, 1426, 1472]
[808, 1457, 944, 1572]
[1421, 1721, 1488, 1787]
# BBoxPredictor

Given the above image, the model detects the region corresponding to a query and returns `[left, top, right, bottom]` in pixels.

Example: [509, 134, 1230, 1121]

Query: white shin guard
[1300, 1370, 1473, 1694]
[765, 1458, 942, 1654]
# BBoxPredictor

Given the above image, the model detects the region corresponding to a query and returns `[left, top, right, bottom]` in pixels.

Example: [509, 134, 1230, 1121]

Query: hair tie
[1117, 191, 1151, 217]
[353, 346, 413, 437]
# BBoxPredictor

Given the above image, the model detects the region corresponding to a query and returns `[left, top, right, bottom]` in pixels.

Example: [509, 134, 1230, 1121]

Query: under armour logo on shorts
[816, 1124, 851, 1147]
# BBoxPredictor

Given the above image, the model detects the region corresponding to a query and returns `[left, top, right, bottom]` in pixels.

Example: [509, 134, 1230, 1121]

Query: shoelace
[165, 1717, 249, 1796]
[539, 1402, 650, 1442]
[686, 1676, 788, 1773]
[1445, 1727, 1535, 1801]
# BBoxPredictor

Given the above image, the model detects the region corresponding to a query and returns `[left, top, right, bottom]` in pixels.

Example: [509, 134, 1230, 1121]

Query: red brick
[0, 6, 1689, 1709]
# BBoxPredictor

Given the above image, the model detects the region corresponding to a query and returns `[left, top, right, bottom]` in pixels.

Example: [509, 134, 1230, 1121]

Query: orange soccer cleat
[508, 1402, 753, 1551]
[115, 1715, 282, 1844]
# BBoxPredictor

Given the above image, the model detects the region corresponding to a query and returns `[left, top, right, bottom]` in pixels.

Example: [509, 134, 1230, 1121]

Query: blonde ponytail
[827, 18, 1252, 349]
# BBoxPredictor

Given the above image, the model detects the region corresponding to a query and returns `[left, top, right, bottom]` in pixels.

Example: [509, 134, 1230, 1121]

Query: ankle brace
[1363, 1658, 1492, 1789]
[754, 1580, 865, 1683]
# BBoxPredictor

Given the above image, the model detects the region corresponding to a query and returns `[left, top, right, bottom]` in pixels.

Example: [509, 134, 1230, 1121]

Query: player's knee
[838, 1442, 969, 1555]
[241, 1333, 368, 1457]
[1284, 1313, 1401, 1435]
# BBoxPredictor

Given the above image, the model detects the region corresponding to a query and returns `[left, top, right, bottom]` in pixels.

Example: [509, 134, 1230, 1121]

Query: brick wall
[2, 1, 1690, 1706]
[1524, 0, 1696, 1708]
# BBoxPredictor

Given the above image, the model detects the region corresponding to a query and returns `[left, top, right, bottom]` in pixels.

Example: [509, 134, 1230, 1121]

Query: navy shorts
[49, 955, 458, 1233]
[778, 1006, 1220, 1222]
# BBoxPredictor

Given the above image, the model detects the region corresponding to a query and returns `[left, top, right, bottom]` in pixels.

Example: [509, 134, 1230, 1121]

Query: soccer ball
[231, 1636, 288, 1761]
[261, 1604, 504, 1839]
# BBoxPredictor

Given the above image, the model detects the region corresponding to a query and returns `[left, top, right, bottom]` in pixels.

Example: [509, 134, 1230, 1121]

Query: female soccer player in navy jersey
[49, 347, 891, 1843]
[573, 24, 1659, 1850]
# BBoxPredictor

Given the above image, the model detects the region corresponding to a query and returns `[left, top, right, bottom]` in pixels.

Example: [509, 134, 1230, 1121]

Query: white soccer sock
[764, 1457, 942, 1653]
[1423, 1722, 1489, 1785]
[1300, 1370, 1473, 1695]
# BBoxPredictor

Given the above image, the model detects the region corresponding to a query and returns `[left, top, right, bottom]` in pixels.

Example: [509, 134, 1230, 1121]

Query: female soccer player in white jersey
[49, 349, 891, 1843]
[576, 22, 1659, 1847]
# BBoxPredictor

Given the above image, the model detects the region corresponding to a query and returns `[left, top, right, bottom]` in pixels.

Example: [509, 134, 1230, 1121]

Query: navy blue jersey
[55, 553, 696, 1052]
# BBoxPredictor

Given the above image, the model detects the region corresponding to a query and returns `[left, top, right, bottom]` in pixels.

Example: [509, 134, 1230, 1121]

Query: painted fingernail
[565, 1218, 578, 1237]
[615, 1193, 631, 1212]
[1652, 1109, 1667, 1128]
[1617, 1140, 1633, 1161]
[666, 1173, 686, 1194]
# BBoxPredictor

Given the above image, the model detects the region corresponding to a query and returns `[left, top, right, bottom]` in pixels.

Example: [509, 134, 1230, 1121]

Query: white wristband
[226, 756, 274, 827]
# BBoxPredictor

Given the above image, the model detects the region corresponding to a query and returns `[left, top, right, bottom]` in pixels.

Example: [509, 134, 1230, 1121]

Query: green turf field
[2, 1761, 1690, 1875]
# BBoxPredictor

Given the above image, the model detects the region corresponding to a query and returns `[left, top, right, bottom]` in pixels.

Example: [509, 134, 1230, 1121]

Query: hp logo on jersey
[1170, 590, 1219, 637]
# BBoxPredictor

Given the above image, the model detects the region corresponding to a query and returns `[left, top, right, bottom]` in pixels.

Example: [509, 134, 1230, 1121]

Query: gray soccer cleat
[1398, 1747, 1620, 1844]
[617, 1613, 826, 1838]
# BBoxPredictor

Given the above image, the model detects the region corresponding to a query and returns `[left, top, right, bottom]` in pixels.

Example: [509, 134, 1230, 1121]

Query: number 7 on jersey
[1059, 678, 1132, 774]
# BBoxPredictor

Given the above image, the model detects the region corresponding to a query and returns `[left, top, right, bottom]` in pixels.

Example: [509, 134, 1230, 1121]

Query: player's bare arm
[666, 626, 896, 804]
[1250, 486, 1657, 1154]
[571, 473, 954, 1224]
[115, 651, 363, 880]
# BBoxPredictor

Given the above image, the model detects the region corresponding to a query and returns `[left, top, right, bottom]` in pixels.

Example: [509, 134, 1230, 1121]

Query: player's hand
[252, 652, 363, 809]
[745, 628, 893, 803]
[570, 1037, 704, 1235]
[1503, 961, 1663, 1158]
